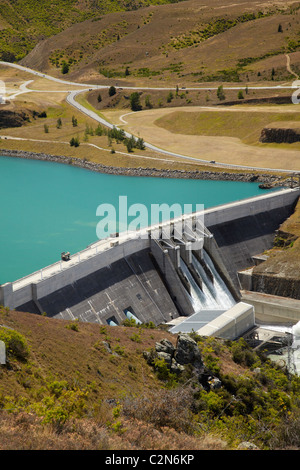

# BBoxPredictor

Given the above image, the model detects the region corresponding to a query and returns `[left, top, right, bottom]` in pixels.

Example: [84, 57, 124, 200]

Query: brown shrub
[122, 385, 197, 434]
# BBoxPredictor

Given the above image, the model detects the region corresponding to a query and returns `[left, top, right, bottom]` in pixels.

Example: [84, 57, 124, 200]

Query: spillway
[180, 250, 236, 313]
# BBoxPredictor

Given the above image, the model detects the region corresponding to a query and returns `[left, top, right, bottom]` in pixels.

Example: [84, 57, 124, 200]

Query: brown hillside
[0, 308, 233, 450]
[21, 0, 300, 85]
[1, 307, 300, 450]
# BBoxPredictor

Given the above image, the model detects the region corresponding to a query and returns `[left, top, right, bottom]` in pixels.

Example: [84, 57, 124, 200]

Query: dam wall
[205, 188, 300, 291]
[1, 187, 299, 332]
[1, 237, 149, 310]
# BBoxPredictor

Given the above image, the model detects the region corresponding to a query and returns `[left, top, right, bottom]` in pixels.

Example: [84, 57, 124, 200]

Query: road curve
[1, 60, 299, 173]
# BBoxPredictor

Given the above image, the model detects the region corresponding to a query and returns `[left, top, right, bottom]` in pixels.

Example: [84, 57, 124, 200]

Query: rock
[174, 334, 203, 366]
[0, 340, 6, 365]
[156, 351, 172, 365]
[143, 349, 158, 365]
[0, 149, 288, 187]
[102, 341, 113, 354]
[237, 441, 259, 450]
[260, 126, 300, 144]
[0, 110, 30, 129]
[208, 377, 222, 389]
[170, 358, 185, 374]
[144, 334, 226, 391]
[155, 338, 175, 355]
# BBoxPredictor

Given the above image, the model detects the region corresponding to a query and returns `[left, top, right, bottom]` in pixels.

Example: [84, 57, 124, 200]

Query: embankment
[0, 148, 293, 185]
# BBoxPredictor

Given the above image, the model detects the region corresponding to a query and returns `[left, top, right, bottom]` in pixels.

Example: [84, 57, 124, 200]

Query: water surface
[0, 156, 273, 283]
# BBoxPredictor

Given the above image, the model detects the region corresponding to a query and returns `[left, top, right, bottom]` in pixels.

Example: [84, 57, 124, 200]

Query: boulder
[174, 334, 203, 367]
[155, 338, 175, 355]
[208, 377, 222, 390]
[156, 351, 172, 365]
[0, 340, 6, 365]
[237, 441, 259, 450]
[170, 358, 185, 374]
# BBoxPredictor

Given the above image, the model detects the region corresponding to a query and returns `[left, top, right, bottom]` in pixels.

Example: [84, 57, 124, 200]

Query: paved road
[66, 89, 299, 174]
[1, 60, 299, 173]
[1, 60, 298, 91]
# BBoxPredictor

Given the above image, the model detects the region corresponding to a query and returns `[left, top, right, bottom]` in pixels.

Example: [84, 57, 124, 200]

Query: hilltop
[0, 0, 185, 62]
[1, 306, 300, 450]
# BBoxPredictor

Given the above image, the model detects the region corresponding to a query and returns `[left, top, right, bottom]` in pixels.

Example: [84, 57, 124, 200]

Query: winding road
[1, 60, 300, 173]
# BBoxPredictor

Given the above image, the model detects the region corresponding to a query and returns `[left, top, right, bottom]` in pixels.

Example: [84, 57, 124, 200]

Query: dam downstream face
[0, 155, 273, 284]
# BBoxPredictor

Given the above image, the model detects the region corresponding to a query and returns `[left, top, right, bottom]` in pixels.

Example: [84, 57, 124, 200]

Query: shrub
[122, 386, 196, 434]
[145, 95, 153, 108]
[108, 86, 116, 97]
[130, 332, 141, 343]
[65, 321, 79, 331]
[230, 338, 258, 367]
[61, 61, 69, 74]
[0, 327, 29, 360]
[130, 92, 142, 111]
[38, 111, 47, 118]
[167, 91, 174, 103]
[70, 137, 80, 147]
[217, 85, 225, 101]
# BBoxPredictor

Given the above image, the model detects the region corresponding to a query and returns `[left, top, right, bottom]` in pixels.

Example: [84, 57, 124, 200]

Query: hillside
[19, 0, 300, 85]
[1, 307, 300, 450]
[0, 0, 185, 62]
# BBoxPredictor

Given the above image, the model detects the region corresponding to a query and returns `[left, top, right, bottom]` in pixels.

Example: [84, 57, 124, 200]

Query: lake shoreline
[0, 148, 292, 187]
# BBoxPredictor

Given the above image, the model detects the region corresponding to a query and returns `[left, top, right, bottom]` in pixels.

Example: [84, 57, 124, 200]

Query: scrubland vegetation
[1, 307, 300, 450]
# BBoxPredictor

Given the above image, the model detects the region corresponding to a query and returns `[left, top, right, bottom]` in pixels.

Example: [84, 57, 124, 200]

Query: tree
[217, 85, 225, 101]
[109, 86, 116, 97]
[97, 93, 102, 103]
[72, 116, 78, 127]
[278, 23, 283, 32]
[56, 118, 62, 129]
[126, 138, 133, 152]
[130, 92, 142, 111]
[271, 68, 275, 80]
[61, 61, 69, 74]
[238, 90, 244, 100]
[167, 91, 174, 103]
[145, 95, 153, 109]
[136, 137, 145, 150]
[70, 136, 80, 147]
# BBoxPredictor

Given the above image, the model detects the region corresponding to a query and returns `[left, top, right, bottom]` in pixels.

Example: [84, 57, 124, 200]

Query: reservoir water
[0, 156, 275, 284]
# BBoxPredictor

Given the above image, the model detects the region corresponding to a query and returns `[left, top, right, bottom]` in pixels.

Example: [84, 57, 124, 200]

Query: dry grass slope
[1, 308, 300, 450]
[20, 0, 300, 86]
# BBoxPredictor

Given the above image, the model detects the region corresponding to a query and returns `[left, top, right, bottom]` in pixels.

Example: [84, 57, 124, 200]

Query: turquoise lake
[0, 156, 276, 284]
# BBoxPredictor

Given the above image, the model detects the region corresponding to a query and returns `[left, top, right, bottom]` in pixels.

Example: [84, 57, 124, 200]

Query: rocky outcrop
[143, 334, 222, 391]
[0, 110, 31, 129]
[260, 126, 300, 144]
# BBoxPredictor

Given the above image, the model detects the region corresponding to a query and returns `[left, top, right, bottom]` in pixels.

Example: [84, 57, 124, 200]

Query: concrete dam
[1, 187, 300, 340]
